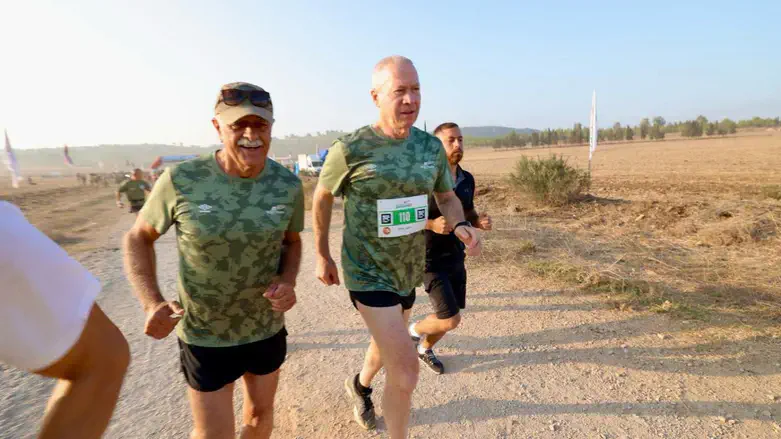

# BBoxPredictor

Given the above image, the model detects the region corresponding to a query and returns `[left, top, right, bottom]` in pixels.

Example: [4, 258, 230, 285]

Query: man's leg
[239, 370, 280, 439]
[357, 303, 418, 439]
[34, 304, 130, 439]
[358, 308, 412, 388]
[187, 384, 235, 439]
[413, 312, 461, 350]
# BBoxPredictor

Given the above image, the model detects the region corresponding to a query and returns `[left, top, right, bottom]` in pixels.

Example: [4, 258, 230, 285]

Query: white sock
[409, 322, 421, 338]
[417, 344, 429, 355]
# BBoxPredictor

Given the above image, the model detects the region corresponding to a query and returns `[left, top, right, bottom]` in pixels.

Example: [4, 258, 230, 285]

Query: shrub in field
[761, 185, 781, 201]
[508, 154, 590, 205]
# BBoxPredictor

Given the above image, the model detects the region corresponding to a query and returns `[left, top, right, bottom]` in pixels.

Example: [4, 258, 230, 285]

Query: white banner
[4, 130, 21, 188]
[589, 90, 597, 161]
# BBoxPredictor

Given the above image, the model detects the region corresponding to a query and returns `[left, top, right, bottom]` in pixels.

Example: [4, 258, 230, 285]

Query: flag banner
[589, 91, 598, 161]
[64, 144, 74, 166]
[4, 130, 22, 188]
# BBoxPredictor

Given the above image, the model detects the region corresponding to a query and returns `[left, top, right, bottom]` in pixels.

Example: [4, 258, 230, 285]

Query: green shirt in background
[118, 179, 151, 205]
[140, 153, 305, 347]
[319, 126, 453, 296]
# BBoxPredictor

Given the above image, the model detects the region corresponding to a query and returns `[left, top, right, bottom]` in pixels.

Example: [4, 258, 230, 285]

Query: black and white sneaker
[419, 348, 445, 375]
[344, 375, 377, 430]
[408, 322, 421, 343]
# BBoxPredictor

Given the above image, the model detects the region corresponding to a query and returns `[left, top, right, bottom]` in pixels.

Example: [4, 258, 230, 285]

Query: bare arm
[313, 185, 340, 285]
[434, 190, 482, 253]
[279, 231, 302, 286]
[123, 216, 164, 313]
[433, 190, 467, 227]
[313, 185, 335, 258]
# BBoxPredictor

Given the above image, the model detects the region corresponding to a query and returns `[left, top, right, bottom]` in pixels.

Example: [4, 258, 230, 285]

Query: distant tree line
[477, 116, 780, 149]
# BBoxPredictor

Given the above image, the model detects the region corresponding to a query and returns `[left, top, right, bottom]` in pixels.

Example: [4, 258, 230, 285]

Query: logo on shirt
[363, 164, 378, 177]
[198, 204, 213, 213]
[421, 161, 436, 170]
[267, 205, 286, 215]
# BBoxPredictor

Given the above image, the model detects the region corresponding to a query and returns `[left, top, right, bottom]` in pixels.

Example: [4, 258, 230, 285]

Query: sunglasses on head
[220, 89, 271, 108]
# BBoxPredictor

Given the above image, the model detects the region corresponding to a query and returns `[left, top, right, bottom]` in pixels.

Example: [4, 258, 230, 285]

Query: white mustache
[238, 138, 264, 149]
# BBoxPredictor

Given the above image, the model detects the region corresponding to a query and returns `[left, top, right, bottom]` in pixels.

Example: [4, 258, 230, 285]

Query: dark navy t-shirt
[425, 166, 475, 272]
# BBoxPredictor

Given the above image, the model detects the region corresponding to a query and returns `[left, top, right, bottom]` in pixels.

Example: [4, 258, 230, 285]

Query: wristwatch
[453, 220, 471, 231]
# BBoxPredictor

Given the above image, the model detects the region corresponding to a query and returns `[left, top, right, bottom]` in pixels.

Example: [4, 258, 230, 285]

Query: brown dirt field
[464, 133, 781, 331]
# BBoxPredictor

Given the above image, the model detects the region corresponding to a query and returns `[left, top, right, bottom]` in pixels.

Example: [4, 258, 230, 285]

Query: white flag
[589, 90, 597, 161]
[4, 130, 22, 188]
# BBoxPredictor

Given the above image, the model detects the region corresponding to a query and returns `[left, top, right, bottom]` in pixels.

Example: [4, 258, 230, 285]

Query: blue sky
[1, 0, 779, 148]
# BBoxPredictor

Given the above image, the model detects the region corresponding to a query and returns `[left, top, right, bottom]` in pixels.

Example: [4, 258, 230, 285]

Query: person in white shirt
[0, 201, 129, 439]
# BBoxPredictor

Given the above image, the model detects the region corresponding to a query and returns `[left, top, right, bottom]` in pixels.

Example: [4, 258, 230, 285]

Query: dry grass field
[462, 132, 781, 333]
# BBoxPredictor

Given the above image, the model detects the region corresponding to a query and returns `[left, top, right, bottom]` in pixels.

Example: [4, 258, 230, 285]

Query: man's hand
[116, 200, 124, 209]
[316, 255, 340, 286]
[263, 283, 297, 313]
[144, 301, 184, 340]
[428, 216, 452, 235]
[478, 213, 493, 231]
[454, 224, 482, 256]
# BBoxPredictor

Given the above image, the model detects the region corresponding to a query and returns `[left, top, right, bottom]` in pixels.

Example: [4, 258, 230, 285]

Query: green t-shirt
[319, 126, 453, 295]
[118, 179, 151, 204]
[140, 153, 305, 347]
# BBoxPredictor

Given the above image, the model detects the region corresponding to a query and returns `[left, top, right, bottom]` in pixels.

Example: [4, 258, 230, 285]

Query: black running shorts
[178, 327, 287, 392]
[349, 290, 416, 311]
[129, 202, 144, 213]
[424, 266, 467, 319]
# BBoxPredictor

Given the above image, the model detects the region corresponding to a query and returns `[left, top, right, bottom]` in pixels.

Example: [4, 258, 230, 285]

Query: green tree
[613, 122, 623, 141]
[720, 118, 737, 134]
[571, 123, 584, 144]
[530, 131, 540, 146]
[706, 123, 717, 136]
[625, 126, 634, 141]
[650, 117, 666, 140]
[639, 118, 650, 140]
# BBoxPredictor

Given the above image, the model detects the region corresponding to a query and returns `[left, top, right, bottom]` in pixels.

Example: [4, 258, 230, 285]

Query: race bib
[377, 195, 428, 238]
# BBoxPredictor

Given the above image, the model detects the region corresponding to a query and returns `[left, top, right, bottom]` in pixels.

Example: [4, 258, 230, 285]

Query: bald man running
[314, 56, 481, 439]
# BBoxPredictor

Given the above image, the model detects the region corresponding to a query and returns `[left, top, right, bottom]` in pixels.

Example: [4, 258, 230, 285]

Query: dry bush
[761, 185, 781, 200]
[698, 215, 778, 246]
[508, 154, 590, 205]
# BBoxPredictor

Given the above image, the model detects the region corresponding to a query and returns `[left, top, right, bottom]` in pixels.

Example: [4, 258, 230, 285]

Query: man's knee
[244, 402, 274, 426]
[440, 313, 461, 331]
[386, 355, 419, 394]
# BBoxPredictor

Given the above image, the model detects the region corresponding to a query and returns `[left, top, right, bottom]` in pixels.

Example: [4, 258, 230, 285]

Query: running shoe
[344, 374, 376, 430]
[419, 348, 445, 375]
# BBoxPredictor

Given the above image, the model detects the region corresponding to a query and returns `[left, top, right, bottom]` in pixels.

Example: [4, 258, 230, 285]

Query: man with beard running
[408, 122, 492, 374]
[314, 56, 482, 439]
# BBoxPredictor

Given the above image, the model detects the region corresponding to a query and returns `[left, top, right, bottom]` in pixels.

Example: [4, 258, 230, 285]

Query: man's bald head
[371, 56, 416, 92]
[370, 55, 421, 138]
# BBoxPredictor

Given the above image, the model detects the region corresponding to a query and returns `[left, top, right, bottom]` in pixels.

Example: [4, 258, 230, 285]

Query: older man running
[124, 82, 304, 439]
[314, 56, 481, 439]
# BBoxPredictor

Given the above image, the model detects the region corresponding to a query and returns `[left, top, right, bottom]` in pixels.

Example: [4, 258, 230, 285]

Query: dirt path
[2, 209, 781, 438]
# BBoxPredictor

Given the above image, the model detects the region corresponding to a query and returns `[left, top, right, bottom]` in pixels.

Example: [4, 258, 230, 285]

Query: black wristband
[453, 220, 471, 231]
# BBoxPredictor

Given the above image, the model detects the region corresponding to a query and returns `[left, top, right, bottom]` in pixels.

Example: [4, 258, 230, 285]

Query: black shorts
[424, 266, 467, 319]
[129, 203, 144, 213]
[178, 327, 287, 392]
[350, 290, 416, 311]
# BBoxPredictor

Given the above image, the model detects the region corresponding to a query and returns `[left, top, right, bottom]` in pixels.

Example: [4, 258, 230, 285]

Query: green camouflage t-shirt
[118, 179, 151, 205]
[319, 126, 453, 295]
[140, 153, 305, 347]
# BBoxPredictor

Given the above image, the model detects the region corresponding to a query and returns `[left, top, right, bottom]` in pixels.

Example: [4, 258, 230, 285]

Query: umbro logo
[421, 161, 436, 170]
[267, 205, 286, 214]
[198, 204, 213, 213]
